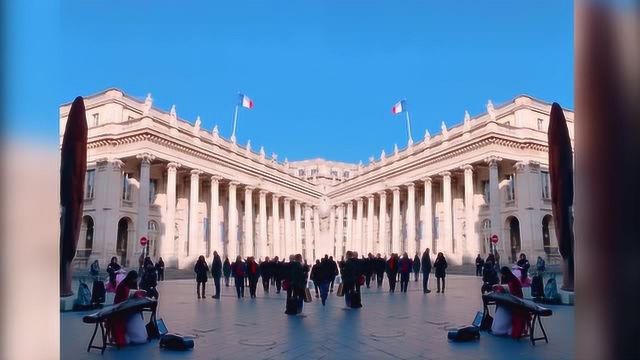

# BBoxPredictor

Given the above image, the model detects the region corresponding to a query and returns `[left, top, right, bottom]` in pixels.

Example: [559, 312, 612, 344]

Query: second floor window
[149, 179, 158, 204]
[122, 173, 133, 201]
[330, 170, 338, 177]
[310, 169, 318, 176]
[92, 113, 99, 127]
[298, 169, 305, 177]
[85, 169, 95, 199]
[506, 175, 516, 202]
[537, 118, 545, 131]
[343, 171, 350, 179]
[541, 171, 551, 199]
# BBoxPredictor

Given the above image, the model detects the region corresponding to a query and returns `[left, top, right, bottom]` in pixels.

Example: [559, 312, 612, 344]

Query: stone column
[441, 172, 453, 256]
[406, 182, 416, 257]
[188, 169, 202, 259]
[366, 195, 375, 255]
[422, 177, 433, 254]
[101, 159, 125, 263]
[313, 206, 320, 260]
[209, 175, 222, 257]
[355, 197, 364, 254]
[294, 201, 302, 255]
[336, 205, 345, 258]
[244, 186, 254, 257]
[514, 161, 534, 257]
[392, 187, 401, 254]
[486, 156, 502, 254]
[378, 191, 387, 255]
[271, 194, 281, 258]
[283, 198, 292, 256]
[136, 153, 155, 258]
[463, 165, 477, 261]
[346, 201, 353, 251]
[259, 190, 268, 259]
[329, 206, 336, 257]
[227, 181, 238, 259]
[304, 204, 312, 261]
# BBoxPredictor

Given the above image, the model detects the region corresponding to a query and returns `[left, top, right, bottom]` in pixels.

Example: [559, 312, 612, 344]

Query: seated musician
[110, 271, 148, 346]
[490, 267, 530, 338]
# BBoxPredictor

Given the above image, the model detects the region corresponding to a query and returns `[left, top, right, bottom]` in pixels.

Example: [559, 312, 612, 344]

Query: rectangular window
[482, 180, 490, 203]
[541, 171, 551, 199]
[330, 170, 338, 177]
[149, 179, 158, 204]
[310, 169, 318, 176]
[92, 113, 99, 127]
[122, 173, 133, 201]
[298, 169, 305, 177]
[85, 169, 95, 199]
[506, 175, 516, 202]
[343, 171, 350, 178]
[537, 118, 545, 131]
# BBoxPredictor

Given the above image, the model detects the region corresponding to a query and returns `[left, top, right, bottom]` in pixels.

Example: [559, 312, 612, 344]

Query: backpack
[159, 334, 194, 351]
[544, 276, 560, 303]
[447, 326, 480, 342]
[73, 281, 92, 309]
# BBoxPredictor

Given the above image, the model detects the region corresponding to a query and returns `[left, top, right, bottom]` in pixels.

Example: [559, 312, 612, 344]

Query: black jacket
[421, 254, 432, 273]
[211, 255, 222, 278]
[413, 255, 421, 272]
[194, 261, 209, 282]
[433, 257, 448, 278]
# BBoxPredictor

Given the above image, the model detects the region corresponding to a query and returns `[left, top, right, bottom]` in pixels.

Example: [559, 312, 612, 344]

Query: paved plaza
[62, 275, 574, 359]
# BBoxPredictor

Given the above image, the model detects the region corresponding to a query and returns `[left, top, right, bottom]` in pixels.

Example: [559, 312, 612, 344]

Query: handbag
[357, 275, 365, 286]
[304, 288, 312, 303]
[146, 318, 168, 339]
[336, 283, 344, 297]
[282, 279, 290, 291]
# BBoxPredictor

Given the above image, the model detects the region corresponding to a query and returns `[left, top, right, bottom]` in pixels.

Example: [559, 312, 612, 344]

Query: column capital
[190, 169, 203, 176]
[390, 186, 400, 193]
[484, 156, 503, 167]
[366, 194, 375, 200]
[136, 153, 155, 164]
[210, 175, 223, 182]
[167, 162, 181, 170]
[356, 197, 364, 203]
[259, 189, 269, 196]
[228, 181, 240, 187]
[271, 193, 281, 200]
[245, 186, 255, 192]
[283, 197, 292, 204]
[404, 182, 415, 188]
[377, 190, 387, 197]
[461, 164, 474, 172]
[514, 161, 527, 172]
[527, 160, 541, 172]
[423, 176, 432, 184]
[439, 171, 452, 178]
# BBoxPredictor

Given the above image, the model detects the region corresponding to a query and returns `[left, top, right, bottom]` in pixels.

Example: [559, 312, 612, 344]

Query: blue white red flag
[239, 94, 254, 109]
[392, 100, 406, 114]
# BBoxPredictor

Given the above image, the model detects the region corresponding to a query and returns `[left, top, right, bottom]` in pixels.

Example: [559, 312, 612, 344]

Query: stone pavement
[61, 275, 574, 359]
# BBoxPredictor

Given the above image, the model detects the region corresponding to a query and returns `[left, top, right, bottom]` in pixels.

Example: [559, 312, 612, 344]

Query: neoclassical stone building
[60, 88, 574, 269]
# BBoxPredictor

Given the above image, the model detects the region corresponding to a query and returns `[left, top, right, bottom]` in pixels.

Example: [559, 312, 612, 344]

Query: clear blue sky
[6, 0, 573, 163]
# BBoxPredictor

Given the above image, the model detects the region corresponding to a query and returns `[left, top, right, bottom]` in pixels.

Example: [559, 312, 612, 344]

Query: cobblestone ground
[62, 275, 574, 360]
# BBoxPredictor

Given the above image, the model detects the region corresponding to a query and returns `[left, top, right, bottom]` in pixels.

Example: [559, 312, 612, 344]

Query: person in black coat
[375, 254, 385, 287]
[399, 252, 413, 293]
[310, 260, 321, 297]
[342, 251, 361, 308]
[433, 252, 448, 293]
[283, 255, 294, 299]
[475, 254, 485, 277]
[317, 257, 332, 306]
[194, 255, 209, 299]
[421, 248, 432, 293]
[481, 254, 499, 293]
[365, 253, 375, 288]
[223, 257, 232, 286]
[329, 256, 339, 292]
[246, 257, 260, 299]
[260, 256, 272, 293]
[155, 257, 165, 281]
[516, 253, 530, 281]
[210, 251, 222, 299]
[386, 253, 399, 292]
[139, 257, 159, 299]
[232, 256, 246, 299]
[413, 253, 421, 281]
[272, 256, 282, 294]
[106, 256, 121, 287]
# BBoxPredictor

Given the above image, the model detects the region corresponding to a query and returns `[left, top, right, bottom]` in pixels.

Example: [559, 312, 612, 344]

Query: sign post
[490, 234, 499, 254]
[140, 236, 148, 258]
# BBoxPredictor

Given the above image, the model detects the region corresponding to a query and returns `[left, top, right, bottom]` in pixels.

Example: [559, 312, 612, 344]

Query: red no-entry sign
[140, 236, 148, 246]
[490, 235, 499, 244]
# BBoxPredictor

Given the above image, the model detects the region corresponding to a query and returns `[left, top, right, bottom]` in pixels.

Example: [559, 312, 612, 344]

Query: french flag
[391, 100, 405, 114]
[239, 94, 254, 109]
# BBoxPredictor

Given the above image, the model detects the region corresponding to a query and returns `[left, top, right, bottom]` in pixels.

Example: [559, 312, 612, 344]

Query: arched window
[542, 215, 558, 255]
[505, 216, 521, 263]
[481, 219, 492, 254]
[78, 215, 94, 258]
[117, 217, 133, 265]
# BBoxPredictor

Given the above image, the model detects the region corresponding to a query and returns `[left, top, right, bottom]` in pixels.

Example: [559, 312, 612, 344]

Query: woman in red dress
[499, 266, 530, 338]
[110, 270, 138, 346]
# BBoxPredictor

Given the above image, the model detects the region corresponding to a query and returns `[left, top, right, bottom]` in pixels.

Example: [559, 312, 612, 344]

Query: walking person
[434, 252, 448, 293]
[421, 248, 432, 293]
[310, 260, 321, 298]
[247, 257, 260, 298]
[317, 257, 332, 306]
[260, 256, 272, 293]
[223, 257, 231, 287]
[330, 256, 339, 292]
[289, 254, 306, 314]
[155, 257, 165, 281]
[194, 255, 209, 299]
[365, 254, 374, 288]
[386, 253, 399, 292]
[399, 252, 412, 293]
[210, 251, 222, 299]
[412, 253, 421, 282]
[475, 254, 484, 277]
[375, 254, 385, 288]
[273, 256, 282, 294]
[232, 256, 246, 299]
[342, 251, 362, 308]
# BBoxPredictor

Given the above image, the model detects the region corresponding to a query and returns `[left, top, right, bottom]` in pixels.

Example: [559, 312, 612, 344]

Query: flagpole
[231, 104, 239, 143]
[405, 110, 414, 145]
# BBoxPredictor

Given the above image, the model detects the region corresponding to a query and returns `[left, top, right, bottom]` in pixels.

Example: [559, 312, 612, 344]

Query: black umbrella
[547, 102, 574, 291]
[60, 97, 88, 297]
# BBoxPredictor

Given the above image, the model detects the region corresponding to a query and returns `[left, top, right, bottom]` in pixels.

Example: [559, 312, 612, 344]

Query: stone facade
[60, 88, 574, 269]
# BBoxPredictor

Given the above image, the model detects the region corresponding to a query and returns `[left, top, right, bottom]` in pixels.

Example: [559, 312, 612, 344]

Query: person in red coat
[399, 252, 413, 293]
[499, 266, 530, 338]
[110, 271, 138, 346]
